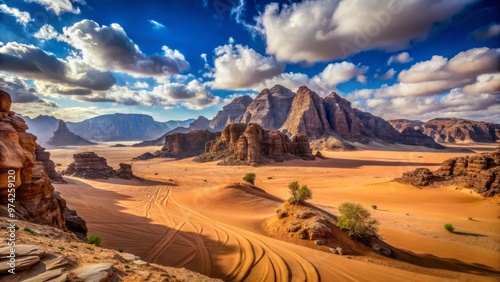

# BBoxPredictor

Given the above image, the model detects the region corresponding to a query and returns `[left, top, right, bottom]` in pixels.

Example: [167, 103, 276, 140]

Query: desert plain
[47, 142, 500, 281]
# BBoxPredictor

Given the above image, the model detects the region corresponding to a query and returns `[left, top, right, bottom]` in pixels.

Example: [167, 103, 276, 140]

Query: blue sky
[0, 0, 499, 122]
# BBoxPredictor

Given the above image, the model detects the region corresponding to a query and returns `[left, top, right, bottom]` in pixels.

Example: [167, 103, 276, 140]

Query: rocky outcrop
[116, 163, 135, 179]
[0, 90, 85, 237]
[396, 148, 500, 196]
[210, 95, 253, 131]
[388, 119, 424, 132]
[310, 136, 357, 151]
[47, 120, 96, 146]
[235, 85, 295, 129]
[421, 118, 500, 143]
[161, 130, 220, 159]
[281, 86, 331, 139]
[323, 92, 366, 141]
[35, 144, 65, 183]
[196, 123, 314, 166]
[63, 152, 115, 179]
[399, 127, 446, 149]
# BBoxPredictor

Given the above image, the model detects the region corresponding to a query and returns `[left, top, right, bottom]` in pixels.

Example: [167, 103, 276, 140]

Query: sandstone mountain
[22, 114, 59, 142]
[396, 148, 500, 197]
[389, 118, 500, 143]
[47, 120, 96, 146]
[0, 90, 86, 237]
[210, 95, 253, 131]
[323, 92, 366, 141]
[195, 123, 314, 166]
[234, 85, 295, 129]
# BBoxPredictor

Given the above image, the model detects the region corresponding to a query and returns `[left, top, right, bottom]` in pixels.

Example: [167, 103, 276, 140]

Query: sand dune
[52, 143, 500, 281]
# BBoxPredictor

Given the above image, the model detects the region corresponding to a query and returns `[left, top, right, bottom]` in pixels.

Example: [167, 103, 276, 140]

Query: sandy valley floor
[49, 142, 500, 281]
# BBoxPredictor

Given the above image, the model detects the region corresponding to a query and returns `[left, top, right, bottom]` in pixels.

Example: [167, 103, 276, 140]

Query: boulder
[116, 163, 134, 179]
[397, 168, 435, 187]
[73, 263, 113, 282]
[63, 152, 115, 179]
[64, 207, 88, 239]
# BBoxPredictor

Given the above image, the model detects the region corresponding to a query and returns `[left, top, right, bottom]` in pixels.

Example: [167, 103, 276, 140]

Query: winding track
[138, 184, 320, 281]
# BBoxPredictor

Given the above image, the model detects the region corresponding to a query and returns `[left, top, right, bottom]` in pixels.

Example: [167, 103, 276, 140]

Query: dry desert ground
[48, 143, 500, 281]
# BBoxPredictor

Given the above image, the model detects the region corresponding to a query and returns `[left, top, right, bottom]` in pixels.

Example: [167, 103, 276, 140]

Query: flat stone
[0, 244, 45, 259]
[73, 263, 113, 282]
[24, 268, 65, 282]
[0, 255, 41, 273]
[118, 252, 140, 262]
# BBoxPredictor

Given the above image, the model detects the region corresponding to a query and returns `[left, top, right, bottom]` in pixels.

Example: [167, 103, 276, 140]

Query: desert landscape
[1, 0, 500, 281]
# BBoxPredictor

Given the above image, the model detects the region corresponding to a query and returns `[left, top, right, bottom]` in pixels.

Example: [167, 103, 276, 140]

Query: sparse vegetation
[23, 226, 36, 235]
[337, 202, 379, 241]
[118, 248, 124, 253]
[243, 173, 256, 185]
[444, 223, 455, 233]
[371, 205, 377, 210]
[58, 246, 65, 250]
[288, 181, 313, 205]
[85, 235, 102, 247]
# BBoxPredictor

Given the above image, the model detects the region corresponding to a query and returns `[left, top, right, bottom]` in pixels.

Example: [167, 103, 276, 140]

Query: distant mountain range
[22, 85, 499, 147]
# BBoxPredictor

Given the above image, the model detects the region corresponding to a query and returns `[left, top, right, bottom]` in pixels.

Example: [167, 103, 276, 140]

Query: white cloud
[0, 73, 56, 105]
[210, 40, 285, 89]
[149, 19, 165, 30]
[0, 4, 31, 26]
[34, 24, 59, 41]
[132, 81, 149, 89]
[387, 52, 413, 65]
[380, 68, 396, 80]
[463, 73, 500, 94]
[62, 20, 189, 77]
[23, 0, 84, 15]
[473, 23, 500, 39]
[256, 0, 474, 63]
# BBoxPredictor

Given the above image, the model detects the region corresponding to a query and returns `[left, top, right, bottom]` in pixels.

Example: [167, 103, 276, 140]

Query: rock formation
[47, 120, 96, 146]
[195, 123, 315, 166]
[0, 90, 86, 237]
[422, 118, 500, 143]
[210, 95, 253, 131]
[399, 127, 446, 149]
[116, 163, 135, 179]
[281, 86, 332, 139]
[63, 152, 116, 179]
[160, 130, 220, 158]
[34, 144, 66, 183]
[323, 92, 366, 141]
[235, 85, 295, 129]
[396, 148, 500, 196]
[388, 119, 424, 132]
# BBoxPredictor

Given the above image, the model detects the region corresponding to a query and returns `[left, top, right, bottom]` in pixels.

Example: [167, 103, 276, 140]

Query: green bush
[85, 235, 102, 247]
[243, 173, 256, 185]
[118, 248, 123, 253]
[288, 181, 313, 205]
[23, 227, 36, 235]
[444, 223, 455, 233]
[337, 202, 379, 241]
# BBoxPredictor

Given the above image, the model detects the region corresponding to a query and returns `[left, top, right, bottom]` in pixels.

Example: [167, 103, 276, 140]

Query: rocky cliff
[234, 85, 295, 129]
[196, 123, 314, 166]
[0, 90, 86, 236]
[323, 92, 366, 142]
[396, 148, 500, 196]
[47, 120, 96, 146]
[35, 144, 65, 183]
[160, 130, 220, 158]
[210, 95, 253, 131]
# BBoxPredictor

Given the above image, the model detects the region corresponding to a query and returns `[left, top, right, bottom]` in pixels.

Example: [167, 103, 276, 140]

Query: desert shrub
[337, 202, 379, 241]
[23, 227, 36, 235]
[371, 205, 377, 210]
[85, 235, 102, 247]
[288, 181, 313, 205]
[118, 248, 123, 253]
[444, 223, 455, 233]
[243, 173, 256, 185]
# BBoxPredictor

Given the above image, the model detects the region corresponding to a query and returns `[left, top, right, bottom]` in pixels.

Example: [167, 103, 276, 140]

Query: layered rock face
[0, 90, 85, 235]
[323, 92, 366, 141]
[281, 86, 331, 139]
[197, 123, 314, 166]
[47, 120, 96, 146]
[210, 95, 253, 131]
[388, 119, 424, 132]
[35, 144, 65, 183]
[396, 148, 500, 196]
[63, 152, 115, 179]
[421, 118, 500, 143]
[235, 85, 295, 129]
[161, 130, 220, 158]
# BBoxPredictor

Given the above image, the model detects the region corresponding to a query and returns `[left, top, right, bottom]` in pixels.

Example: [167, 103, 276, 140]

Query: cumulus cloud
[34, 24, 60, 41]
[387, 52, 413, 65]
[380, 68, 396, 80]
[23, 0, 84, 15]
[149, 19, 165, 30]
[473, 23, 500, 39]
[132, 81, 149, 89]
[0, 4, 31, 26]
[62, 20, 189, 76]
[256, 0, 474, 63]
[0, 73, 56, 106]
[463, 73, 500, 94]
[0, 42, 116, 91]
[79, 80, 222, 110]
[210, 41, 285, 89]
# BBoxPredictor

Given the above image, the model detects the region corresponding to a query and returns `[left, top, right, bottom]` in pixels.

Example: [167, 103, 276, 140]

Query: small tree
[288, 181, 312, 205]
[337, 202, 379, 241]
[85, 235, 102, 247]
[243, 173, 256, 185]
[444, 223, 455, 233]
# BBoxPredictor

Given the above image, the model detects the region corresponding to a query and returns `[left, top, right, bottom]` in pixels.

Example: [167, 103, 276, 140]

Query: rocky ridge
[0, 90, 86, 237]
[210, 95, 253, 131]
[195, 123, 315, 166]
